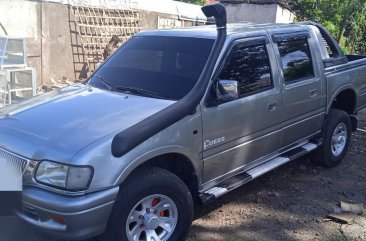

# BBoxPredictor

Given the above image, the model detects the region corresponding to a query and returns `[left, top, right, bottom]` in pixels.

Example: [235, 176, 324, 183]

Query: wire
[0, 22, 7, 35]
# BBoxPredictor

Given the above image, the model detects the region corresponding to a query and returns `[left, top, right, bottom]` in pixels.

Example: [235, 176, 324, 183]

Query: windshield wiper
[91, 76, 167, 99]
[95, 74, 113, 91]
[114, 86, 166, 99]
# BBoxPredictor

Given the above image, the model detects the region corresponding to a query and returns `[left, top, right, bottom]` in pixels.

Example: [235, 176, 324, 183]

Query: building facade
[0, 0, 206, 85]
[0, 0, 295, 86]
[220, 0, 295, 24]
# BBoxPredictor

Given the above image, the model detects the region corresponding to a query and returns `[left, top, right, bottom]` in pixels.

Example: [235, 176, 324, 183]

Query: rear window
[278, 37, 315, 83]
[88, 36, 214, 100]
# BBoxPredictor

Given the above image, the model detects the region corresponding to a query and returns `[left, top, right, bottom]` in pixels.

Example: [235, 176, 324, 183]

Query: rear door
[201, 36, 283, 183]
[272, 31, 325, 147]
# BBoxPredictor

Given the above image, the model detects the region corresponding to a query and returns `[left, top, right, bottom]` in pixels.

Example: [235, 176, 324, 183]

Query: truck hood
[0, 84, 174, 161]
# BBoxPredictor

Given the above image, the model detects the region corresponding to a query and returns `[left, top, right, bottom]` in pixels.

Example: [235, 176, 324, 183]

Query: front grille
[0, 148, 29, 174]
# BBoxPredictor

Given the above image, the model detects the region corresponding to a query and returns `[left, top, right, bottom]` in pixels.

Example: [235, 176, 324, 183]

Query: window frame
[209, 36, 275, 104]
[273, 32, 316, 84]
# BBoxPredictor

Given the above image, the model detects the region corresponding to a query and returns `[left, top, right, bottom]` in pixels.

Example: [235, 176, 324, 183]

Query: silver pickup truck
[2, 3, 366, 241]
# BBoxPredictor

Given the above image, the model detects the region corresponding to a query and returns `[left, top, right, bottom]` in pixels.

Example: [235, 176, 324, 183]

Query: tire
[101, 167, 194, 241]
[310, 109, 352, 167]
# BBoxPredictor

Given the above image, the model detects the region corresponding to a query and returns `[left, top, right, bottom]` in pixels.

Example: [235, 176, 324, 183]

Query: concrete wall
[0, 0, 42, 85]
[224, 3, 295, 24]
[0, 1, 75, 86]
[140, 11, 203, 30]
[141, 11, 177, 30]
[275, 5, 295, 23]
[40, 2, 75, 84]
[224, 3, 278, 23]
[0, 0, 38, 38]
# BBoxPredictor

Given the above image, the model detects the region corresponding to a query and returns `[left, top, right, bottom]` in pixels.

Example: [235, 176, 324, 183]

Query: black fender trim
[111, 4, 227, 157]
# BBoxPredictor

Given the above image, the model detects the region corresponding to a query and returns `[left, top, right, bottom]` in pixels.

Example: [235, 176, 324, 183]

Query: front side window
[219, 43, 273, 97]
[277, 37, 315, 82]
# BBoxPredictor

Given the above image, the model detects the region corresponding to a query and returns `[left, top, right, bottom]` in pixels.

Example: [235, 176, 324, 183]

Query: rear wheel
[101, 167, 193, 241]
[310, 109, 352, 167]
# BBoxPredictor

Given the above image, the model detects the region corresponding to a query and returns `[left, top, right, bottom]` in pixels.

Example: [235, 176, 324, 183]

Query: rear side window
[219, 43, 273, 97]
[277, 38, 314, 82]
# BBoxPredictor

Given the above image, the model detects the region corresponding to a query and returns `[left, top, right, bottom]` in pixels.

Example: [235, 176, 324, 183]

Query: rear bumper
[16, 186, 119, 240]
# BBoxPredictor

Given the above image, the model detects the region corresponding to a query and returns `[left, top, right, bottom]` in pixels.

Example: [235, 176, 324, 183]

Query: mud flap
[350, 115, 358, 132]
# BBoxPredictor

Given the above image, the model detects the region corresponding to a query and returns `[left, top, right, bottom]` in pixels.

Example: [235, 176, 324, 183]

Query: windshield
[88, 36, 214, 100]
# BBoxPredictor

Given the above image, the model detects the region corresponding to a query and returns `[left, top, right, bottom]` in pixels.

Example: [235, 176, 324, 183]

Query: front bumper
[16, 186, 119, 240]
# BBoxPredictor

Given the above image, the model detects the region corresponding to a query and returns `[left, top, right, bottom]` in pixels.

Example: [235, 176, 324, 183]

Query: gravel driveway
[1, 110, 366, 241]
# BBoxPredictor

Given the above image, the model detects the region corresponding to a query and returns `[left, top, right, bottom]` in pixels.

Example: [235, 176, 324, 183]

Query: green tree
[292, 0, 366, 53]
[175, 0, 205, 5]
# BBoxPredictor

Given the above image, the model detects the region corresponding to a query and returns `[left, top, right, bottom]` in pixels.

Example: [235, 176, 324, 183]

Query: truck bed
[325, 55, 366, 113]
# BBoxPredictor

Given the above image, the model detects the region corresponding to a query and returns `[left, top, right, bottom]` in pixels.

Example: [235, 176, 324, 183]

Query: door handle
[310, 89, 319, 98]
[268, 102, 279, 112]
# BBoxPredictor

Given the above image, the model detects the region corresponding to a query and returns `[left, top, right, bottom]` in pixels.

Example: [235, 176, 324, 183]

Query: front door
[201, 37, 283, 183]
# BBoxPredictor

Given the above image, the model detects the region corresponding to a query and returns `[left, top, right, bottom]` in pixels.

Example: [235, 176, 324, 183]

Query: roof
[51, 0, 207, 21]
[136, 22, 305, 39]
[137, 0, 207, 21]
[220, 0, 291, 10]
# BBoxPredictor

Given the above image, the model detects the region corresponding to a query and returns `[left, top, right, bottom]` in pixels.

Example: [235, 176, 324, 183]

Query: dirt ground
[1, 111, 366, 241]
[187, 110, 366, 241]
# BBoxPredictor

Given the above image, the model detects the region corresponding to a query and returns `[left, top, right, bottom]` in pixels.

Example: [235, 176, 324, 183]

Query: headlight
[35, 161, 93, 191]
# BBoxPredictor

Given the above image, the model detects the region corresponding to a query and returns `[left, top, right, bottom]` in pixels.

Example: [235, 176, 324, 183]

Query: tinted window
[278, 37, 314, 82]
[219, 43, 272, 97]
[88, 36, 214, 100]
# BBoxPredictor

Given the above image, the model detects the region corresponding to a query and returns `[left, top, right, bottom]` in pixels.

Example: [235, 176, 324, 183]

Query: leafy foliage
[175, 0, 205, 5]
[291, 0, 366, 54]
[177, 0, 366, 53]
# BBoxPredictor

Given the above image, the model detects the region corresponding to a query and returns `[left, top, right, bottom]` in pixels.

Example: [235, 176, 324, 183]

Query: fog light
[51, 214, 65, 225]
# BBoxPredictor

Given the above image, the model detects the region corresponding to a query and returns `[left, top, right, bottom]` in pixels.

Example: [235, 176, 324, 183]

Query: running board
[247, 156, 289, 179]
[200, 142, 319, 203]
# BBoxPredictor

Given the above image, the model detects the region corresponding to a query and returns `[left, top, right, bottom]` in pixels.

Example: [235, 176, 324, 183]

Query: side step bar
[200, 142, 318, 203]
[247, 157, 289, 179]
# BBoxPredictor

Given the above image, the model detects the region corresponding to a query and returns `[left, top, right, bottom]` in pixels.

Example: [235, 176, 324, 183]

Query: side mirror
[216, 79, 239, 102]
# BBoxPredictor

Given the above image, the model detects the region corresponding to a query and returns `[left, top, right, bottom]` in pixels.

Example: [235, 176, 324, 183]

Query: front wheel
[101, 167, 194, 241]
[310, 109, 352, 167]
